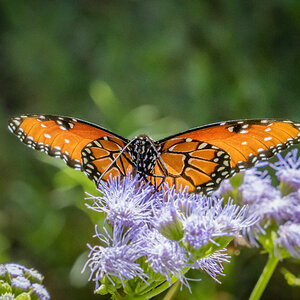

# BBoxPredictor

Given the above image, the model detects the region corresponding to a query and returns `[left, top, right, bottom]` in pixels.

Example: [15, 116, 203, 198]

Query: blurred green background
[1, 1, 300, 299]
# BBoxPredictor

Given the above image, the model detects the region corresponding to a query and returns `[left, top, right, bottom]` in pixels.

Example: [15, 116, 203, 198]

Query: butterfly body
[127, 135, 161, 176]
[8, 115, 300, 193]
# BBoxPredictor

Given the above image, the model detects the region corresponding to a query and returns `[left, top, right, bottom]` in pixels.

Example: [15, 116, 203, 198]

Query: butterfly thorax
[128, 135, 160, 175]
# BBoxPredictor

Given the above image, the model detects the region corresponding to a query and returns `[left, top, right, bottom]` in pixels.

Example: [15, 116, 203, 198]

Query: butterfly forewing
[8, 115, 128, 171]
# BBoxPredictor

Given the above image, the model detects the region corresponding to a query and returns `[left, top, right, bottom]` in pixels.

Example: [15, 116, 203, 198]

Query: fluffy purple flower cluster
[216, 149, 300, 258]
[0, 263, 50, 300]
[84, 173, 256, 295]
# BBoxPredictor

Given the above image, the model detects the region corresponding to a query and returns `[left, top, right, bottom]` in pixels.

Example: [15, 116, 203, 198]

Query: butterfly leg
[148, 156, 169, 190]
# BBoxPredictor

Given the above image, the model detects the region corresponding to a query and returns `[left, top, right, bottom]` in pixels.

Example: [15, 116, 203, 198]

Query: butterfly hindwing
[81, 137, 132, 183]
[8, 114, 128, 171]
[150, 138, 232, 193]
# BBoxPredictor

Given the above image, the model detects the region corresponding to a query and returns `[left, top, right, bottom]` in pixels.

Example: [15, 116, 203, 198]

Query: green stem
[162, 280, 180, 300]
[249, 253, 280, 300]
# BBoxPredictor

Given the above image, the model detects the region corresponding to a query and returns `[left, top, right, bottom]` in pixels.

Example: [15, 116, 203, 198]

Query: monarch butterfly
[8, 114, 300, 193]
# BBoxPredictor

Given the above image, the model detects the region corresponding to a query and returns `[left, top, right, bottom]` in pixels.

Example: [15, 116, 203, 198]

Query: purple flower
[27, 268, 44, 283]
[0, 263, 49, 299]
[32, 283, 51, 300]
[255, 193, 299, 222]
[151, 188, 184, 241]
[0, 264, 7, 276]
[4, 263, 27, 277]
[239, 168, 279, 205]
[184, 214, 215, 249]
[270, 149, 300, 191]
[192, 249, 230, 283]
[183, 197, 257, 250]
[289, 191, 300, 222]
[86, 173, 155, 227]
[144, 229, 189, 289]
[83, 224, 148, 289]
[276, 221, 300, 258]
[11, 276, 31, 290]
[84, 174, 258, 295]
[211, 179, 233, 198]
[153, 185, 257, 251]
[238, 158, 300, 224]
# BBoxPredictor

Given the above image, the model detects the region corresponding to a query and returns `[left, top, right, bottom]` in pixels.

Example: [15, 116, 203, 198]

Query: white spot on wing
[64, 139, 70, 143]
[198, 142, 208, 149]
[44, 133, 51, 139]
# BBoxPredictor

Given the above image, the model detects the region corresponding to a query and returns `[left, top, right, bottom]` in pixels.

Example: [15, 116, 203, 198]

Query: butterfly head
[128, 135, 160, 175]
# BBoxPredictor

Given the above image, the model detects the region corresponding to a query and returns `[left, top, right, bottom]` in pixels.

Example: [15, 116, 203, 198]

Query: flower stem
[249, 253, 279, 300]
[162, 280, 180, 300]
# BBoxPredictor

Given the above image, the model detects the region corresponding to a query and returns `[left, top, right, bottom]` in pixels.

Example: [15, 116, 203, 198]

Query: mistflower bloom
[152, 189, 184, 241]
[256, 193, 299, 222]
[0, 264, 6, 276]
[0, 263, 50, 300]
[27, 268, 44, 283]
[86, 173, 155, 227]
[239, 168, 279, 205]
[184, 214, 215, 249]
[144, 229, 189, 288]
[270, 149, 300, 191]
[192, 249, 230, 283]
[235, 151, 300, 246]
[275, 221, 300, 258]
[31, 283, 51, 300]
[183, 197, 257, 251]
[83, 224, 148, 290]
[289, 191, 300, 222]
[211, 179, 233, 198]
[11, 276, 31, 290]
[85, 173, 257, 297]
[4, 263, 28, 277]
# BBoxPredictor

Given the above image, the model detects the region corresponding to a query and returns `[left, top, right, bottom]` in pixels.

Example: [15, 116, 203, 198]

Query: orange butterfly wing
[81, 137, 133, 183]
[151, 119, 300, 193]
[9, 116, 300, 192]
[8, 115, 129, 175]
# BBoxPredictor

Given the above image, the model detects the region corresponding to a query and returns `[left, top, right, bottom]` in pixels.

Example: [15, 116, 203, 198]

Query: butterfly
[8, 114, 300, 193]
